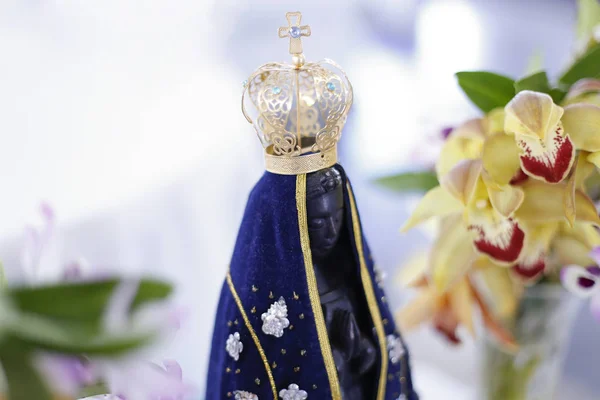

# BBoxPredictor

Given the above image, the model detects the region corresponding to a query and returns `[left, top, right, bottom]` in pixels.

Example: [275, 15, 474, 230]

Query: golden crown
[241, 12, 354, 175]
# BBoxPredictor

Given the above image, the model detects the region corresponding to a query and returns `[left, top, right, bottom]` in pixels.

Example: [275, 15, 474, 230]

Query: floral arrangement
[0, 204, 191, 400]
[379, 0, 600, 351]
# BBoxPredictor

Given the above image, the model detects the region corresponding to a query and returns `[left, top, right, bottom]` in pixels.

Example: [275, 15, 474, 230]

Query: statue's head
[306, 167, 344, 260]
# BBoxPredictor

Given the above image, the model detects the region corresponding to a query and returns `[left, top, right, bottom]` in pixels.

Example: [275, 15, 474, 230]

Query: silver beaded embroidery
[387, 334, 405, 364]
[261, 297, 290, 338]
[374, 265, 387, 289]
[279, 384, 308, 400]
[234, 390, 258, 400]
[226, 332, 244, 361]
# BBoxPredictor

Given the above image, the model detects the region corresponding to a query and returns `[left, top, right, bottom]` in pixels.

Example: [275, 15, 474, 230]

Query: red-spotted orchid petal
[512, 258, 546, 283]
[561, 264, 600, 297]
[469, 218, 525, 265]
[505, 91, 574, 183]
[511, 222, 558, 283]
[515, 124, 574, 183]
[466, 180, 524, 264]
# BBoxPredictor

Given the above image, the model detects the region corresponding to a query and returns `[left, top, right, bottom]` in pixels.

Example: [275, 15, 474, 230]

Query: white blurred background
[0, 0, 598, 398]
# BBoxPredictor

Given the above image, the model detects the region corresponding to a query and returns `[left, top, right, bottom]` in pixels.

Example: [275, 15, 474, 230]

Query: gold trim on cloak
[296, 174, 342, 399]
[347, 183, 389, 400]
[295, 175, 389, 400]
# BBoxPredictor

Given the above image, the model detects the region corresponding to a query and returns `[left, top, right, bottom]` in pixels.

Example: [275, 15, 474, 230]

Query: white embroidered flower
[234, 390, 258, 400]
[226, 332, 243, 361]
[279, 384, 308, 400]
[374, 265, 387, 289]
[261, 297, 290, 338]
[387, 334, 405, 364]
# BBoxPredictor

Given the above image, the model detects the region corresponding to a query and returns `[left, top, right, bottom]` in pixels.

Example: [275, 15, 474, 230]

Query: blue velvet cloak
[206, 167, 417, 400]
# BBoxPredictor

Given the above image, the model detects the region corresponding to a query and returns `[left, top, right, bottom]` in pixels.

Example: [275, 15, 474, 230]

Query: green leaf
[577, 0, 600, 40]
[18, 333, 154, 356]
[0, 262, 6, 290]
[374, 171, 439, 193]
[78, 382, 110, 398]
[9, 278, 172, 322]
[6, 312, 153, 355]
[130, 279, 173, 309]
[0, 344, 52, 400]
[514, 71, 552, 94]
[559, 44, 600, 86]
[514, 71, 566, 103]
[549, 88, 568, 104]
[455, 71, 516, 113]
[10, 279, 118, 322]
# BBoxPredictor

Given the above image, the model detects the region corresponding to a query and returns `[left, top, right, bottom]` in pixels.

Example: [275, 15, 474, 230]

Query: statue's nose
[325, 217, 338, 239]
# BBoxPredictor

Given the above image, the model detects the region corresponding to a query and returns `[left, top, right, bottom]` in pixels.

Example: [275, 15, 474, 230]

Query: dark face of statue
[306, 168, 344, 260]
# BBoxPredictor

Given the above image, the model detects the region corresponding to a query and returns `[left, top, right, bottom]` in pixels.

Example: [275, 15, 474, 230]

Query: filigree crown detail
[241, 12, 353, 175]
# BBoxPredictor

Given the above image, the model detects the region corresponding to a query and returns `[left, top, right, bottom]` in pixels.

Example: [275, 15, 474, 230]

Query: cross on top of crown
[278, 12, 311, 55]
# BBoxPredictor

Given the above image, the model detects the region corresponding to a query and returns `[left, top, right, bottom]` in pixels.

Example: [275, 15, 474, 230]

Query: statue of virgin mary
[206, 12, 418, 400]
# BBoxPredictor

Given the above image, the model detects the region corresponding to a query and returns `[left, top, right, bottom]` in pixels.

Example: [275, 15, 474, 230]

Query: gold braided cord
[296, 174, 341, 399]
[266, 146, 337, 175]
[347, 183, 388, 400]
[226, 272, 278, 399]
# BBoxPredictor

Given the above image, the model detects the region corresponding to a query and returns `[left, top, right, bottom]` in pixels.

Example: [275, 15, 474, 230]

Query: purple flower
[22, 204, 193, 399]
[21, 203, 58, 283]
[561, 247, 600, 321]
[97, 359, 192, 400]
[441, 126, 454, 139]
[35, 354, 95, 397]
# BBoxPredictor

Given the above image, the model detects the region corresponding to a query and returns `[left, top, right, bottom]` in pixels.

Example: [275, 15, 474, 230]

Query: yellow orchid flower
[472, 257, 522, 318]
[504, 91, 575, 183]
[560, 96, 600, 169]
[563, 78, 600, 107]
[508, 177, 600, 281]
[552, 221, 600, 267]
[403, 159, 526, 278]
[404, 119, 600, 284]
[397, 254, 518, 351]
[436, 109, 522, 187]
[403, 89, 600, 288]
[436, 119, 485, 178]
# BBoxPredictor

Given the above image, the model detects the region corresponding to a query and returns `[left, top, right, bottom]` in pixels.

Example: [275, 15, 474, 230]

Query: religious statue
[206, 12, 418, 400]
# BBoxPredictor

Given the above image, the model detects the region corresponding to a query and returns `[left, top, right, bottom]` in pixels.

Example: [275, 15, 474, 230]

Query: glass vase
[478, 284, 580, 400]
